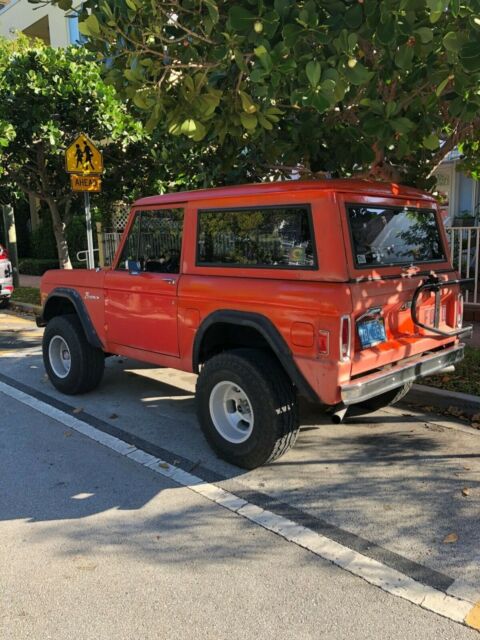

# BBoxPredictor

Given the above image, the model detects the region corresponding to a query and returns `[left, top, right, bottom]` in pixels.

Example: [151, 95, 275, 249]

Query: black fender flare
[193, 309, 318, 402]
[37, 287, 103, 350]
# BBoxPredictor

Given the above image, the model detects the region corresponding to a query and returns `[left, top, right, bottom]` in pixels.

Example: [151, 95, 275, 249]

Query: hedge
[18, 258, 84, 275]
[18, 258, 59, 275]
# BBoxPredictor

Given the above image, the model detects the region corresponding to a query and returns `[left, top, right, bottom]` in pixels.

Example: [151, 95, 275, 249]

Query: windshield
[347, 205, 446, 268]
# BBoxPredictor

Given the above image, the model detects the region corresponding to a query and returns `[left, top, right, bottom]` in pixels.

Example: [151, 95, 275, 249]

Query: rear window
[197, 205, 316, 268]
[347, 205, 446, 268]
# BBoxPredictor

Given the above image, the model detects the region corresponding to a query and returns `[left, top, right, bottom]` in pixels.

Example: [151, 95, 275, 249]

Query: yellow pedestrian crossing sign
[65, 133, 103, 175]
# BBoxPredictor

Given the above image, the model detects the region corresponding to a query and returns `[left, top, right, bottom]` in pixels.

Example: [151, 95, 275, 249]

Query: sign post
[65, 133, 104, 269]
[84, 192, 95, 273]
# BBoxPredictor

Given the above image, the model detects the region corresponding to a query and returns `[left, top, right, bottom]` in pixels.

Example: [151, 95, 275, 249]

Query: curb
[8, 301, 41, 315]
[406, 383, 480, 416]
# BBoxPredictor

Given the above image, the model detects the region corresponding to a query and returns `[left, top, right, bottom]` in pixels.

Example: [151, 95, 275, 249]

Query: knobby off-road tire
[355, 382, 413, 415]
[196, 348, 299, 469]
[43, 314, 105, 395]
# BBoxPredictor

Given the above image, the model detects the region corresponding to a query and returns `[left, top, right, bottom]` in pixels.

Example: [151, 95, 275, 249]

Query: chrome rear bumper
[341, 344, 465, 405]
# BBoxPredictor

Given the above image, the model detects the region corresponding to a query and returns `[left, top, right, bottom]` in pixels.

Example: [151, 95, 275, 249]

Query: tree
[0, 37, 144, 267]
[46, 0, 480, 187]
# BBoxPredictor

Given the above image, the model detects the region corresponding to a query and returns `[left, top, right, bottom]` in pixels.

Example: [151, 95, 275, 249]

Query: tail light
[340, 315, 351, 361]
[457, 293, 464, 329]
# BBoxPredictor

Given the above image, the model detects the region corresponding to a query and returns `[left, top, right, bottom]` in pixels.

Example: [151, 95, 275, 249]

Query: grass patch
[11, 286, 41, 306]
[426, 345, 480, 397]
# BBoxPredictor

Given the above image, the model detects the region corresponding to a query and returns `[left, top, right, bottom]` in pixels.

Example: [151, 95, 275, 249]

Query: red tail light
[340, 315, 351, 361]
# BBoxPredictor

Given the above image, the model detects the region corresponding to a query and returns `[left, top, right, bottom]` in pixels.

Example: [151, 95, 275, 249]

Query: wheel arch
[37, 287, 103, 350]
[193, 310, 317, 401]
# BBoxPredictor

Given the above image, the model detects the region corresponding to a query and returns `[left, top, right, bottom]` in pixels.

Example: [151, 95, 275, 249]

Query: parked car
[0, 245, 13, 308]
[37, 180, 471, 468]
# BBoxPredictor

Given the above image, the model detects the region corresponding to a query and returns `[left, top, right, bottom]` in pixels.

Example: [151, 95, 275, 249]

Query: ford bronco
[38, 180, 471, 468]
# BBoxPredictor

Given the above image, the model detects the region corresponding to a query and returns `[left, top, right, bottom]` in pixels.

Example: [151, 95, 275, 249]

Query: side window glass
[117, 209, 184, 273]
[117, 212, 141, 269]
[197, 206, 316, 268]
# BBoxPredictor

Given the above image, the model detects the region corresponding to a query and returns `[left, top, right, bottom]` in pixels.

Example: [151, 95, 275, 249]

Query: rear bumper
[341, 343, 465, 405]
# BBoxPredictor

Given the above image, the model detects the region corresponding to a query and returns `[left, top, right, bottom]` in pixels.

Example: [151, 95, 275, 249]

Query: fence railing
[103, 231, 122, 266]
[446, 226, 480, 306]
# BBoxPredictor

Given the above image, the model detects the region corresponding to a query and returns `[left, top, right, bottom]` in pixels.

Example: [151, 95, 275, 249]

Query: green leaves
[228, 6, 254, 33]
[415, 27, 434, 44]
[459, 41, 480, 72]
[78, 14, 101, 37]
[305, 61, 321, 88]
[239, 113, 257, 131]
[344, 61, 373, 85]
[443, 31, 462, 52]
[39, 0, 480, 188]
[239, 91, 257, 114]
[395, 44, 414, 70]
[422, 133, 440, 150]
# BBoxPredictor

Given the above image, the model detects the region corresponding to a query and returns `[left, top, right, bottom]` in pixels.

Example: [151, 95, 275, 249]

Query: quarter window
[117, 209, 184, 273]
[197, 206, 316, 268]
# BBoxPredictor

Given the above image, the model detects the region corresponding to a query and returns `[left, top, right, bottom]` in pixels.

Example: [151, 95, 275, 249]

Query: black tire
[354, 382, 413, 415]
[43, 314, 105, 395]
[0, 298, 10, 309]
[196, 348, 299, 469]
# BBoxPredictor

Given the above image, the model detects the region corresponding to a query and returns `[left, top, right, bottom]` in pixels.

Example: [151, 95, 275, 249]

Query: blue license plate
[357, 319, 386, 349]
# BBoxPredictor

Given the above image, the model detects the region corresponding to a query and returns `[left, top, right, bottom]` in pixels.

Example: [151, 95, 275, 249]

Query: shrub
[18, 258, 59, 275]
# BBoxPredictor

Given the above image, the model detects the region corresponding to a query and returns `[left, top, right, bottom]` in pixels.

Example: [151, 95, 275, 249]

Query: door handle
[162, 278, 176, 285]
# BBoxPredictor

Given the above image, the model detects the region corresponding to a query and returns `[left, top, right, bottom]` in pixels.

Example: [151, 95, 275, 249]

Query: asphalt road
[1, 310, 480, 638]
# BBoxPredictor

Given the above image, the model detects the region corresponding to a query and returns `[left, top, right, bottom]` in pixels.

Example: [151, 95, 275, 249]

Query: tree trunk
[47, 198, 72, 269]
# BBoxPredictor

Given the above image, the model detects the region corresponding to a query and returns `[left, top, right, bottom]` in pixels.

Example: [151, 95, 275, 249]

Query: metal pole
[96, 221, 105, 267]
[84, 192, 95, 269]
[2, 204, 19, 288]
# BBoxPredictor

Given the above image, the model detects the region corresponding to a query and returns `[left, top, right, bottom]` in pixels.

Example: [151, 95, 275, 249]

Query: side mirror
[126, 259, 141, 274]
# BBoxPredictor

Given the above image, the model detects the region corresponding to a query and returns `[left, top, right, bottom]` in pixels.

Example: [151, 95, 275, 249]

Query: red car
[38, 180, 471, 468]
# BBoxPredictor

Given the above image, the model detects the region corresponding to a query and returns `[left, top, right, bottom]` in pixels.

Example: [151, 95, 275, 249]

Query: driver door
[104, 206, 185, 356]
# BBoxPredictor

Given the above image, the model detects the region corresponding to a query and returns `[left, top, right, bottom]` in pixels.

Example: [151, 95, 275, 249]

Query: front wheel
[43, 314, 105, 395]
[196, 349, 299, 469]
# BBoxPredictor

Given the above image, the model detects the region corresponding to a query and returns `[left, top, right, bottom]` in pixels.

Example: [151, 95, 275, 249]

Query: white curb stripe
[0, 379, 478, 631]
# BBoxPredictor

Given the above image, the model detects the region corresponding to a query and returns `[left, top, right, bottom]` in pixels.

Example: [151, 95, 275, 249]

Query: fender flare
[193, 309, 317, 401]
[37, 287, 103, 349]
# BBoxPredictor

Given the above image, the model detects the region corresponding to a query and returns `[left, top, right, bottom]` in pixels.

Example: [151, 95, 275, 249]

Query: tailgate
[335, 191, 463, 377]
[349, 275, 460, 376]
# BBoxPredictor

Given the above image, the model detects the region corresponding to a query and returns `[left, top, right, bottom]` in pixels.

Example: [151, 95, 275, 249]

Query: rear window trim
[195, 203, 318, 270]
[345, 202, 447, 270]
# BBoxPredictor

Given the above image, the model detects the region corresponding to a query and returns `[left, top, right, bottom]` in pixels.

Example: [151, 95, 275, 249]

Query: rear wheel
[0, 298, 9, 309]
[196, 349, 299, 469]
[354, 382, 413, 415]
[43, 314, 104, 395]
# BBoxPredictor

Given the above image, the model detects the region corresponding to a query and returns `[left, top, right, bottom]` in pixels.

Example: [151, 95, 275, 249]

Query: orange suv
[38, 180, 471, 468]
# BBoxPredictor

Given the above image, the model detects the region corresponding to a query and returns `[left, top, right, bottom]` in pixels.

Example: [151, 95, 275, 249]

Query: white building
[433, 151, 480, 226]
[0, 0, 82, 47]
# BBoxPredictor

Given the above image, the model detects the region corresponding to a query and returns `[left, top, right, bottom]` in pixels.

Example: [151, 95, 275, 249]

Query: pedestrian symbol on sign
[75, 144, 83, 168]
[65, 133, 103, 176]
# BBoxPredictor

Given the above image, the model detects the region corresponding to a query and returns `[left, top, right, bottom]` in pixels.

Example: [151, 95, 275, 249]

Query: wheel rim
[209, 381, 254, 444]
[48, 335, 72, 379]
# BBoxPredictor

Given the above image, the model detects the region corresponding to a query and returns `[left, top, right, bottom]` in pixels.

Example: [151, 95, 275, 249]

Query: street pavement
[1, 309, 480, 638]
